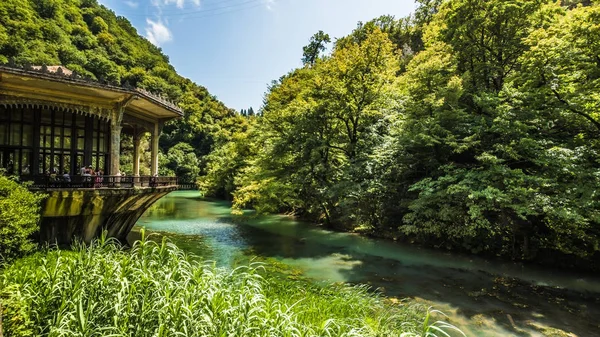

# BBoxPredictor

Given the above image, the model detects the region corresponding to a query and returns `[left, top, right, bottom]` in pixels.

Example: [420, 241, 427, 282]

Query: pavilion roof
[0, 63, 183, 118]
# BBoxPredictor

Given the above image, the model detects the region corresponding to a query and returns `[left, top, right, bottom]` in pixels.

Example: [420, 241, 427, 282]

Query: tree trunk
[321, 203, 332, 225]
[522, 234, 530, 260]
[0, 303, 4, 337]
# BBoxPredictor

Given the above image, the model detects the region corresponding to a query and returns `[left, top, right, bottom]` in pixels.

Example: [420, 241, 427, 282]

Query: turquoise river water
[129, 191, 600, 337]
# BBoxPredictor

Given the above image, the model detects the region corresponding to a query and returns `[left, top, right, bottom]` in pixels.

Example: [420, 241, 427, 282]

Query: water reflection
[131, 191, 600, 337]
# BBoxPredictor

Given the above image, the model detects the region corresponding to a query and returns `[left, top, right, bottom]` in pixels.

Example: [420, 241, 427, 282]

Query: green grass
[0, 233, 464, 337]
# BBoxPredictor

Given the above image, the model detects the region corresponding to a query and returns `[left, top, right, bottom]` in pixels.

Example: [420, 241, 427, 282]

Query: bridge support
[38, 186, 176, 245]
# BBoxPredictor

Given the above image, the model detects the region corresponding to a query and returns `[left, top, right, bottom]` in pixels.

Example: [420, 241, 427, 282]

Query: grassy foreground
[0, 235, 463, 337]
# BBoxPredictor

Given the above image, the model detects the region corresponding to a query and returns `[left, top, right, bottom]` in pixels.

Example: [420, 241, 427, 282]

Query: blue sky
[98, 0, 418, 111]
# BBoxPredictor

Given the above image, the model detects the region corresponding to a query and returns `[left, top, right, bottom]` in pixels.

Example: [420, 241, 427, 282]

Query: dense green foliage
[0, 0, 241, 179]
[0, 175, 44, 263]
[0, 236, 461, 336]
[201, 0, 600, 268]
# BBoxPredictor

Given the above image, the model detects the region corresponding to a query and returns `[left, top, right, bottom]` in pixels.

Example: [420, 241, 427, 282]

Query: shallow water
[130, 191, 600, 337]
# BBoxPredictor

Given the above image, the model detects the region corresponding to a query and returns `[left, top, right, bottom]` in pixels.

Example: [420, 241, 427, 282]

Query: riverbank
[0, 235, 457, 336]
[348, 225, 600, 275]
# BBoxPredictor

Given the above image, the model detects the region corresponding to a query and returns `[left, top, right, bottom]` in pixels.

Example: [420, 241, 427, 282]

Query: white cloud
[145, 19, 172, 46]
[124, 1, 139, 8]
[264, 0, 276, 11]
[152, 0, 200, 9]
[164, 0, 185, 8]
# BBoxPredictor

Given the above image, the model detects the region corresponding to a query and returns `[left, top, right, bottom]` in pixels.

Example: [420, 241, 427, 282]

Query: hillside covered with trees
[0, 0, 243, 183]
[200, 0, 600, 270]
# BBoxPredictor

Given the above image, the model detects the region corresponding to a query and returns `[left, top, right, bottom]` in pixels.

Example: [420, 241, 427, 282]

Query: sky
[98, 0, 418, 112]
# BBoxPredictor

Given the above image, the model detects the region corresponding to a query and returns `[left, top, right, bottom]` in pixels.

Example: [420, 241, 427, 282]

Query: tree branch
[326, 142, 350, 156]
[552, 88, 600, 132]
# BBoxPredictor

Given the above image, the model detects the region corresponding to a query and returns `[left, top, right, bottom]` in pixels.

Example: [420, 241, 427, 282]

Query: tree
[519, 2, 600, 134]
[301, 30, 331, 66]
[414, 0, 443, 26]
[35, 0, 60, 19]
[435, 0, 545, 92]
[165, 143, 200, 184]
[199, 115, 256, 199]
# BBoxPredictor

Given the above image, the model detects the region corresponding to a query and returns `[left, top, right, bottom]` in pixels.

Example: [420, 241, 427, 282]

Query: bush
[0, 235, 463, 336]
[0, 175, 45, 263]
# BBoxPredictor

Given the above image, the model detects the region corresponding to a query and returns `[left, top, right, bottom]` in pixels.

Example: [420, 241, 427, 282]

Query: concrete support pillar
[133, 133, 141, 177]
[110, 124, 122, 176]
[151, 123, 159, 176]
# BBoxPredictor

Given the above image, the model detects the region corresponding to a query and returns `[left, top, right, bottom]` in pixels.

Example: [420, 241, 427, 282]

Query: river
[128, 191, 600, 337]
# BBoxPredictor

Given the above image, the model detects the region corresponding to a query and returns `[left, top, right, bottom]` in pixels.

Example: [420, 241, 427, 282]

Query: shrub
[0, 175, 45, 263]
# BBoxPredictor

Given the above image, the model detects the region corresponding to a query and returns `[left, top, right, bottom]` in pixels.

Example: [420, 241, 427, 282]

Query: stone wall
[38, 187, 176, 245]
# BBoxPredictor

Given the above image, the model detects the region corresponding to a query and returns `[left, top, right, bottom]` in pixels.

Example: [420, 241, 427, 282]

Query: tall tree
[301, 30, 331, 66]
[436, 0, 545, 93]
[414, 0, 443, 26]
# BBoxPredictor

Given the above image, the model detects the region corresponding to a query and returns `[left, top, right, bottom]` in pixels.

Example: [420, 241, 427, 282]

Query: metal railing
[22, 175, 178, 189]
[177, 183, 198, 190]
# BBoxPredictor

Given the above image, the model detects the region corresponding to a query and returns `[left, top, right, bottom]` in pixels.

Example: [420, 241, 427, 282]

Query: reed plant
[0, 233, 464, 337]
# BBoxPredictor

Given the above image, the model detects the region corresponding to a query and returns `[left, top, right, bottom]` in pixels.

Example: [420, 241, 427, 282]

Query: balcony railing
[22, 175, 178, 190]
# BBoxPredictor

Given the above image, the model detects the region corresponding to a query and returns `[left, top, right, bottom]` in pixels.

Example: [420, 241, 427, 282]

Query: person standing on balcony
[94, 169, 101, 188]
[82, 166, 91, 188]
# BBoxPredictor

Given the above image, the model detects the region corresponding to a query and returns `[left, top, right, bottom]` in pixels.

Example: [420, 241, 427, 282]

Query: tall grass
[0, 234, 464, 337]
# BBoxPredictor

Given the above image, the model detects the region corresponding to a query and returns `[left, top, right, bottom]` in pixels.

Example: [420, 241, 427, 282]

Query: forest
[200, 0, 600, 269]
[1, 0, 599, 270]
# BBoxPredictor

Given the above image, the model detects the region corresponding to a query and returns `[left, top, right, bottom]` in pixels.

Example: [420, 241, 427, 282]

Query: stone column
[133, 133, 141, 177]
[151, 123, 159, 176]
[110, 124, 122, 176]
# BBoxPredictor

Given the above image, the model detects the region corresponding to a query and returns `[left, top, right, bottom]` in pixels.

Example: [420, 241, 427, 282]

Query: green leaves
[164, 143, 200, 184]
[390, 0, 600, 261]
[0, 176, 45, 263]
[302, 30, 331, 66]
[519, 2, 600, 134]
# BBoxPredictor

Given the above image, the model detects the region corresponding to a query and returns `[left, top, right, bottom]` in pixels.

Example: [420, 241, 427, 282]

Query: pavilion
[0, 63, 183, 244]
[0, 64, 183, 178]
